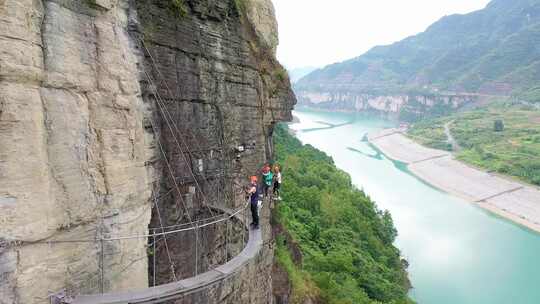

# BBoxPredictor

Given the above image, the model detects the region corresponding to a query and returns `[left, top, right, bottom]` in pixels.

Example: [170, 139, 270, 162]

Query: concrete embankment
[368, 129, 540, 233]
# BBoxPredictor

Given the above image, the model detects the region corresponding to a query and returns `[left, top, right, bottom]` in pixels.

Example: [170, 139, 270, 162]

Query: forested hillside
[273, 125, 412, 304]
[297, 0, 540, 102]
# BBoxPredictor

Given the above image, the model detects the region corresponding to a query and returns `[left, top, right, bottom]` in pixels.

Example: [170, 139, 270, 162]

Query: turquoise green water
[290, 109, 540, 304]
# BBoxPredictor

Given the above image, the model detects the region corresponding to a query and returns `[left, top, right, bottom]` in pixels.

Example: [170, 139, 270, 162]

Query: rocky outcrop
[244, 0, 279, 55]
[0, 0, 294, 303]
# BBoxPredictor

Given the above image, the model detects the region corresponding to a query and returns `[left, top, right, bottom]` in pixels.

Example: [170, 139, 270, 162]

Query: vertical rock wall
[295, 89, 478, 121]
[0, 0, 294, 303]
[296, 85, 480, 122]
[133, 0, 294, 299]
[1, 0, 155, 302]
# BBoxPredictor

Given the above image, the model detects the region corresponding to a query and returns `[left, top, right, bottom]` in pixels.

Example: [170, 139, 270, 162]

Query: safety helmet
[250, 176, 258, 183]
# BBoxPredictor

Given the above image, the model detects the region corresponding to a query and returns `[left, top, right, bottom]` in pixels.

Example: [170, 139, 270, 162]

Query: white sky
[273, 0, 491, 69]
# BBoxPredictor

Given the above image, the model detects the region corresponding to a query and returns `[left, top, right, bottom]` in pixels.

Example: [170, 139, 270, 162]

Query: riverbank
[368, 129, 540, 234]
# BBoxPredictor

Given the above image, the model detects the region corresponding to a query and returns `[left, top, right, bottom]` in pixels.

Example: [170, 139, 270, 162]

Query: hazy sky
[273, 0, 491, 69]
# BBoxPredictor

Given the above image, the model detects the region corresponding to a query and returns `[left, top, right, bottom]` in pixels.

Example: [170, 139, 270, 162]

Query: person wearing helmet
[247, 176, 260, 229]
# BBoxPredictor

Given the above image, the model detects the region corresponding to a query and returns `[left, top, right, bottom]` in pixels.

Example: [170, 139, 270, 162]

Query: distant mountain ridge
[296, 0, 540, 110]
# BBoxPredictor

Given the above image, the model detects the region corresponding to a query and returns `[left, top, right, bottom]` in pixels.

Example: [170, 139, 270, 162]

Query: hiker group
[246, 164, 282, 230]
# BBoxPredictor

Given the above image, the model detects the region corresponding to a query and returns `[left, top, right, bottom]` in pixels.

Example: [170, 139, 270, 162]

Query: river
[289, 109, 540, 304]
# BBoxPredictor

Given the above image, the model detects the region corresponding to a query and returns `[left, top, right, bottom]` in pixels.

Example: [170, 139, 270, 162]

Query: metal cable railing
[71, 218, 262, 304]
[43, 200, 253, 303]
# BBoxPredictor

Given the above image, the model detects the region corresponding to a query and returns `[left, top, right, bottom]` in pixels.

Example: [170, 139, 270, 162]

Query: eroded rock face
[296, 89, 477, 121]
[0, 0, 294, 303]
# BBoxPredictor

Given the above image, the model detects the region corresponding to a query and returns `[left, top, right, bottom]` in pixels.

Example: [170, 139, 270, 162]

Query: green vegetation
[296, 0, 540, 103]
[274, 125, 413, 304]
[170, 0, 188, 18]
[398, 95, 455, 123]
[275, 67, 289, 83]
[275, 237, 320, 303]
[408, 103, 540, 185]
[407, 118, 453, 151]
[234, 0, 246, 16]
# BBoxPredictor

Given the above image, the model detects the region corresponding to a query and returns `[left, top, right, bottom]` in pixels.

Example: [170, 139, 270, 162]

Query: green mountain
[297, 0, 540, 102]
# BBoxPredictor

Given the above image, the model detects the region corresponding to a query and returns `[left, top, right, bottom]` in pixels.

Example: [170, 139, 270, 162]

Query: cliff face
[295, 89, 477, 121]
[134, 0, 294, 300]
[1, 1, 153, 302]
[0, 0, 294, 303]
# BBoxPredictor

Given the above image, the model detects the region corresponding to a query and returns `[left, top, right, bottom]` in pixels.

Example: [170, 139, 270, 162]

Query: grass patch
[170, 0, 188, 18]
[234, 0, 246, 16]
[275, 67, 289, 83]
[407, 118, 453, 151]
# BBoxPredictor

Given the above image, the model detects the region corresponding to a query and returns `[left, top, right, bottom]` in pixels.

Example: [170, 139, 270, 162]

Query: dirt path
[444, 121, 461, 152]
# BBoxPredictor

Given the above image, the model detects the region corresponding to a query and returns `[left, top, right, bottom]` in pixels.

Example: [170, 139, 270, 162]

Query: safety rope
[140, 38, 249, 217]
[140, 38, 219, 217]
[151, 190, 178, 281]
[140, 65, 218, 278]
[153, 94, 216, 217]
[139, 35, 253, 281]
[139, 35, 244, 222]
[33, 203, 248, 245]
[147, 109, 194, 223]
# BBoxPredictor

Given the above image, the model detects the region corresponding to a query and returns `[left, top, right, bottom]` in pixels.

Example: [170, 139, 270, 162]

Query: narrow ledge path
[72, 211, 263, 304]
